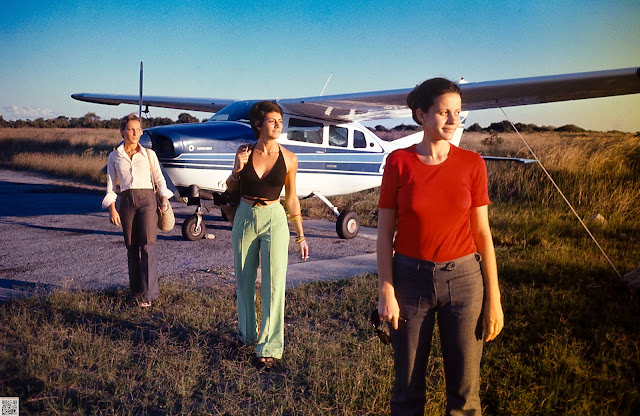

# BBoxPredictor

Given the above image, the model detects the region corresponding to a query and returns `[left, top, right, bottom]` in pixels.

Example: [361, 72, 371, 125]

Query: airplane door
[281, 115, 326, 158]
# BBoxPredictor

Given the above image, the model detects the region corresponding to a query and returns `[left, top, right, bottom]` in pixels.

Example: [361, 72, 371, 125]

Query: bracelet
[288, 214, 303, 222]
[295, 236, 306, 244]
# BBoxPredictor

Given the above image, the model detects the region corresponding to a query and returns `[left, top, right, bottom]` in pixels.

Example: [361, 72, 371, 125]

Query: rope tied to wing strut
[498, 107, 623, 280]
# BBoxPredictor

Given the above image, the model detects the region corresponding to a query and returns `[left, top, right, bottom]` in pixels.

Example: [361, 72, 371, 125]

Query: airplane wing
[70, 93, 234, 113]
[72, 66, 640, 122]
[279, 66, 640, 121]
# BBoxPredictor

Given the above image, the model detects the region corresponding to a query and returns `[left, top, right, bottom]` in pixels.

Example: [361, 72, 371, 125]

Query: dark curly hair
[406, 78, 460, 124]
[248, 101, 283, 138]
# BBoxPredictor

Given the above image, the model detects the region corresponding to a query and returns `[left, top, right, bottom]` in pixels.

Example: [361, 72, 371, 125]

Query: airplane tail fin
[451, 110, 468, 147]
[381, 131, 422, 152]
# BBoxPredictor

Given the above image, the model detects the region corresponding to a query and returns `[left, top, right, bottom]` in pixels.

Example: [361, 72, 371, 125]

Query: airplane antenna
[320, 72, 333, 96]
[499, 107, 623, 281]
[138, 61, 143, 121]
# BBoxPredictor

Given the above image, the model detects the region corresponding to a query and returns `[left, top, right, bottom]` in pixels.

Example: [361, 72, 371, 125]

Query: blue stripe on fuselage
[160, 159, 384, 176]
[162, 147, 386, 174]
[160, 162, 382, 176]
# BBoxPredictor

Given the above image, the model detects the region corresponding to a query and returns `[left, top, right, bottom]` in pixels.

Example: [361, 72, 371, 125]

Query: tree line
[372, 121, 588, 134]
[0, 112, 204, 129]
[465, 120, 587, 133]
[1, 112, 590, 133]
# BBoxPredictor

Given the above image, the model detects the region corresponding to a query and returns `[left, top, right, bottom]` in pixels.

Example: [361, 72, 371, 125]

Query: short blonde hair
[119, 113, 141, 131]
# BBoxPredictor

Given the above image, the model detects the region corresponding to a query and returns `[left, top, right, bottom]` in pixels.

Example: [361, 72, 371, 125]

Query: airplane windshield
[208, 101, 257, 122]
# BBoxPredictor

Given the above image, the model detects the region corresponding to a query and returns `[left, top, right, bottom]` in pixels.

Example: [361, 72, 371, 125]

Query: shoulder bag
[148, 150, 175, 232]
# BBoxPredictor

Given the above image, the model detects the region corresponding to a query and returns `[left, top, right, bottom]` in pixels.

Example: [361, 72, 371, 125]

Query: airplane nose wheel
[182, 214, 206, 241]
[336, 210, 360, 239]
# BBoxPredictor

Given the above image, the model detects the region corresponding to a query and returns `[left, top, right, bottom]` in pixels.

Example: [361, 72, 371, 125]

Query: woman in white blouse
[103, 114, 173, 307]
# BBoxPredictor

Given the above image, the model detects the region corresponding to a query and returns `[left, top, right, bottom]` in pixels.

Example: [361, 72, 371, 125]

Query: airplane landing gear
[181, 185, 215, 241]
[336, 209, 360, 239]
[311, 191, 360, 239]
[182, 212, 206, 241]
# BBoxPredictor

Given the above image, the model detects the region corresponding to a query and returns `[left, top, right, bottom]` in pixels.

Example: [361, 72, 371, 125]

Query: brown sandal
[257, 356, 277, 369]
[135, 297, 151, 308]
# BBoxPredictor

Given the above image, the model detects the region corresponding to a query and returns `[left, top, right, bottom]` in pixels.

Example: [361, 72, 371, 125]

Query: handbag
[155, 191, 175, 232]
[148, 151, 175, 232]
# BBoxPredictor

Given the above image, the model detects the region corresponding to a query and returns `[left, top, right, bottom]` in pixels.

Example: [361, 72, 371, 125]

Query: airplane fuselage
[145, 113, 401, 198]
[144, 106, 467, 200]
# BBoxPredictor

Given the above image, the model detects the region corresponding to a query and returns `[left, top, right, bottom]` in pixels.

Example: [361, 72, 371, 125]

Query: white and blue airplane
[72, 66, 640, 240]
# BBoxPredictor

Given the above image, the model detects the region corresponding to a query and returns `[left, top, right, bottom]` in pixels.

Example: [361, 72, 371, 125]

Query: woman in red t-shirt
[377, 78, 504, 415]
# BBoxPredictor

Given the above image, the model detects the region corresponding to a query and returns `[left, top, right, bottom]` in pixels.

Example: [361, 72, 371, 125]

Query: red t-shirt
[378, 144, 490, 262]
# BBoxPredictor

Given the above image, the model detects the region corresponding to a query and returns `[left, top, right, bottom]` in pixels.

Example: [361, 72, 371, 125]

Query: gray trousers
[390, 252, 484, 416]
[118, 189, 159, 301]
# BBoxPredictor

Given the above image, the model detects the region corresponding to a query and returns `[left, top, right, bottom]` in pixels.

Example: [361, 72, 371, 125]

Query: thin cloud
[1, 105, 57, 120]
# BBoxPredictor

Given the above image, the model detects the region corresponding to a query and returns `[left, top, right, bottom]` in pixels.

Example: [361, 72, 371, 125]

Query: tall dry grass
[0, 128, 120, 184]
[10, 153, 108, 184]
[464, 131, 640, 226]
[0, 128, 120, 152]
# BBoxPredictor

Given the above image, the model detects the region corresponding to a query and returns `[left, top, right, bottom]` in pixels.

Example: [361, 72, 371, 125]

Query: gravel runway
[0, 169, 378, 301]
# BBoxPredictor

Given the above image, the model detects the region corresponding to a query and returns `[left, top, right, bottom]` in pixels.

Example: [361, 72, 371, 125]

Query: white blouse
[102, 144, 174, 209]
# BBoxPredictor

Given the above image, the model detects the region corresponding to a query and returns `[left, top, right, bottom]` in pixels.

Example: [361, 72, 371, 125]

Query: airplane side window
[353, 130, 367, 149]
[329, 126, 348, 147]
[288, 118, 324, 144]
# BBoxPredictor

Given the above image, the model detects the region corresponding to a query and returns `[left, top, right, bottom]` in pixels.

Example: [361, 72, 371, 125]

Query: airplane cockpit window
[287, 118, 323, 144]
[329, 126, 348, 147]
[208, 101, 256, 122]
[353, 130, 367, 148]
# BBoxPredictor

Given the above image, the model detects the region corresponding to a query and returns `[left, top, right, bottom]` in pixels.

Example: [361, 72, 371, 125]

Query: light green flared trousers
[232, 200, 290, 359]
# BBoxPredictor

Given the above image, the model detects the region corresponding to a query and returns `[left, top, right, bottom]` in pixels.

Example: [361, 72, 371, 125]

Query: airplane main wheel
[182, 214, 206, 241]
[336, 210, 360, 239]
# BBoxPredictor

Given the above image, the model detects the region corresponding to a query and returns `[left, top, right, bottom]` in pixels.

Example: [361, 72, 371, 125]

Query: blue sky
[2, 0, 639, 131]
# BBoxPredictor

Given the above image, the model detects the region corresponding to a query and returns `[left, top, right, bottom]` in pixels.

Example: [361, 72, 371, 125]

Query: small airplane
[72, 66, 640, 240]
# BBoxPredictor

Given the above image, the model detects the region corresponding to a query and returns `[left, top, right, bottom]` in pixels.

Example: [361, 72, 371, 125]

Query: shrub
[465, 123, 484, 132]
[555, 124, 586, 133]
[481, 132, 504, 146]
